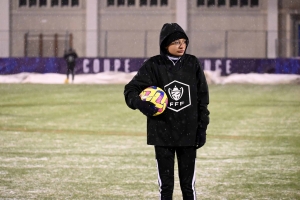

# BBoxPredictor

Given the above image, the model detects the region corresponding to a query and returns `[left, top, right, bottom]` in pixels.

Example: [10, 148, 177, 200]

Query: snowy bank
[204, 71, 300, 85]
[0, 71, 299, 85]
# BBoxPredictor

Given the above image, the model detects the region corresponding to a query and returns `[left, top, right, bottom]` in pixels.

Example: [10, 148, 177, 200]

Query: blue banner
[1, 57, 300, 75]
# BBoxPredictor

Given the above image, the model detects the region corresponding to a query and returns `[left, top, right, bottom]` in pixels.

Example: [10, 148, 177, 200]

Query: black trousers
[67, 67, 75, 81]
[155, 146, 197, 200]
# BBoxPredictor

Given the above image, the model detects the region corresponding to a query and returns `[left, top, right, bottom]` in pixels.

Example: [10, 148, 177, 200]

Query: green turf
[0, 84, 299, 199]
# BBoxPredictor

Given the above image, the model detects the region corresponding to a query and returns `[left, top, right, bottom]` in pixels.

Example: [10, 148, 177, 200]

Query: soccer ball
[139, 86, 168, 116]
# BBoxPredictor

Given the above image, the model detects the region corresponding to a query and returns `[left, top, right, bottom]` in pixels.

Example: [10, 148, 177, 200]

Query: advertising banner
[1, 57, 300, 75]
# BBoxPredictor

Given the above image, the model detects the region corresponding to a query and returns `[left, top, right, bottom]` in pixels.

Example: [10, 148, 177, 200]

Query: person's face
[166, 39, 187, 56]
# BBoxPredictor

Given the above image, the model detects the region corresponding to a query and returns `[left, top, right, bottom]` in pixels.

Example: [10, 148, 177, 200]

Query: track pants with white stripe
[155, 146, 197, 200]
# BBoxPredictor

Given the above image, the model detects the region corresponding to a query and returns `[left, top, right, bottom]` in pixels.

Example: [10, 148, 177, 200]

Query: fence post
[39, 33, 43, 57]
[266, 31, 269, 58]
[69, 33, 73, 49]
[24, 32, 28, 57]
[144, 31, 147, 57]
[105, 30, 108, 57]
[65, 31, 69, 51]
[225, 30, 228, 58]
[54, 33, 58, 57]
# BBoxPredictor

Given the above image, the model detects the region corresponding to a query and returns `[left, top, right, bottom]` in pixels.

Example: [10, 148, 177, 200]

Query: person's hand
[134, 99, 158, 117]
[195, 128, 206, 149]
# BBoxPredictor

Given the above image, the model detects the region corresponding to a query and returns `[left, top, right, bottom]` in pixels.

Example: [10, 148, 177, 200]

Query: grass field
[0, 83, 299, 200]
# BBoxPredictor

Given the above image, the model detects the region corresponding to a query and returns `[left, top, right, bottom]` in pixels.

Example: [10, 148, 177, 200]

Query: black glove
[133, 98, 158, 117]
[195, 128, 206, 149]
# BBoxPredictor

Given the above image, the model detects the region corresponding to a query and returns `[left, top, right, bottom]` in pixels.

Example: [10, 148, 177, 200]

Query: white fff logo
[164, 80, 191, 112]
[168, 85, 183, 101]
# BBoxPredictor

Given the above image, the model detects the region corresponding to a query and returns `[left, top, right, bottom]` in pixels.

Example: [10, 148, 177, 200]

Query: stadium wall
[5, 0, 300, 58]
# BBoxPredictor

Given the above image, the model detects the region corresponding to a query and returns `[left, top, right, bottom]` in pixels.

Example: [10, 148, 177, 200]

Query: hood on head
[159, 23, 189, 56]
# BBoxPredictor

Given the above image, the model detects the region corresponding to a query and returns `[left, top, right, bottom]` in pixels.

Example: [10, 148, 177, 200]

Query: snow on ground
[0, 72, 137, 84]
[0, 71, 299, 85]
[204, 71, 300, 85]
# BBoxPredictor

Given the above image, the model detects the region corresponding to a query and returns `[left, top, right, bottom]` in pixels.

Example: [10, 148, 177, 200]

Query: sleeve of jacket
[196, 58, 210, 130]
[124, 60, 156, 110]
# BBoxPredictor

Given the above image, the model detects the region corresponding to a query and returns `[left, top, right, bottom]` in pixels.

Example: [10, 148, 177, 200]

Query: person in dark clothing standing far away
[63, 48, 78, 83]
[124, 23, 210, 200]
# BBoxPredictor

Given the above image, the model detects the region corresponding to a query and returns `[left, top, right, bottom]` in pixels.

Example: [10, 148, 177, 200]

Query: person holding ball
[124, 23, 210, 200]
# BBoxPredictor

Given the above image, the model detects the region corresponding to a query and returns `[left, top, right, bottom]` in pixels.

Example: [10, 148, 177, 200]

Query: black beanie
[162, 31, 188, 47]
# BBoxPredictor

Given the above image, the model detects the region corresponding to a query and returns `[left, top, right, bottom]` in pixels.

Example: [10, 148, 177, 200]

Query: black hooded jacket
[64, 49, 78, 68]
[124, 23, 210, 146]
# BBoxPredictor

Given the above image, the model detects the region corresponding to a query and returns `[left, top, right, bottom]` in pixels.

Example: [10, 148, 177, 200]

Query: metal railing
[24, 32, 73, 57]
[0, 30, 298, 58]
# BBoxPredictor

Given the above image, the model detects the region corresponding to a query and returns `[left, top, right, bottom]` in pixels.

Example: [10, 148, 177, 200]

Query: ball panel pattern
[139, 86, 168, 116]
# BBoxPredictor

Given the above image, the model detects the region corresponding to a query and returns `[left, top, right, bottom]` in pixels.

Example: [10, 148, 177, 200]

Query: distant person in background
[63, 48, 78, 83]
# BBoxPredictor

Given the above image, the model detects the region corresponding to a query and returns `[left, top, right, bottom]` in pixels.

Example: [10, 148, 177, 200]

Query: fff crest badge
[164, 80, 191, 112]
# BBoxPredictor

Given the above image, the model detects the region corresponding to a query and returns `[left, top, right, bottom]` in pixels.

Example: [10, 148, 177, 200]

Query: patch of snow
[0, 71, 299, 85]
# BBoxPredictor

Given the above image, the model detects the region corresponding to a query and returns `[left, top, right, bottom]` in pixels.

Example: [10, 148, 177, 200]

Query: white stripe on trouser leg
[192, 159, 197, 200]
[156, 159, 162, 199]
